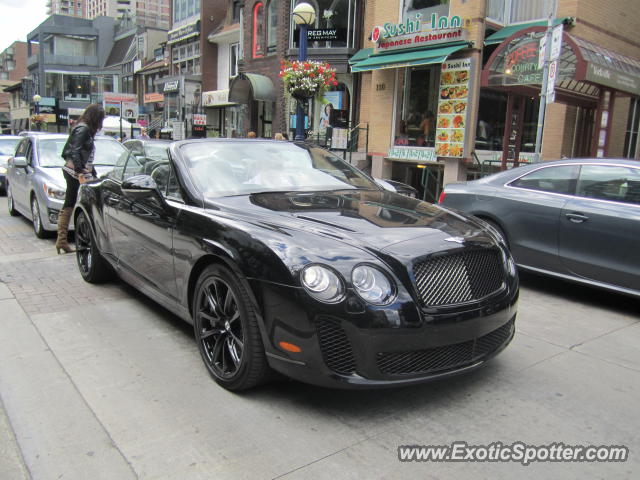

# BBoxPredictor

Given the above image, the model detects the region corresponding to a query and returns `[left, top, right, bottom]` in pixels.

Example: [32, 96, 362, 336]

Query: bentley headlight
[43, 182, 66, 200]
[301, 265, 344, 303]
[351, 265, 395, 305]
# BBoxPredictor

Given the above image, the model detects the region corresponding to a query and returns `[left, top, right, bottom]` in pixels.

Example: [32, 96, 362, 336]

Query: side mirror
[121, 175, 159, 199]
[12, 156, 28, 168]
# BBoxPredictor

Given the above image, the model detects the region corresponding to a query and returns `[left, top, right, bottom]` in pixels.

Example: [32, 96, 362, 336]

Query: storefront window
[393, 66, 439, 147]
[253, 2, 265, 58]
[624, 98, 640, 159]
[476, 90, 507, 151]
[290, 0, 357, 49]
[475, 90, 539, 153]
[65, 75, 91, 101]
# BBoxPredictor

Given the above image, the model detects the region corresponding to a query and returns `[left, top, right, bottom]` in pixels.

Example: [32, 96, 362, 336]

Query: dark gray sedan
[439, 158, 640, 298]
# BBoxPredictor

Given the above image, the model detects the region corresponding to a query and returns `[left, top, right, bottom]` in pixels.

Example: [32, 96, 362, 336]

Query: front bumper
[257, 282, 518, 389]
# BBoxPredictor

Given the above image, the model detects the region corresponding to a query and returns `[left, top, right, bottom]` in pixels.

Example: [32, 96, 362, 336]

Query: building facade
[26, 14, 118, 132]
[352, 0, 640, 200]
[46, 0, 88, 18]
[1, 41, 38, 133]
[87, 0, 171, 29]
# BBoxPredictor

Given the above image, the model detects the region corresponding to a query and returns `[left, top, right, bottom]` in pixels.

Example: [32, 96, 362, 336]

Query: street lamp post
[32, 94, 41, 131]
[292, 2, 316, 141]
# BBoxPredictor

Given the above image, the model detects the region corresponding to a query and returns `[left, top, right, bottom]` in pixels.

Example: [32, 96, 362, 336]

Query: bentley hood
[209, 190, 496, 254]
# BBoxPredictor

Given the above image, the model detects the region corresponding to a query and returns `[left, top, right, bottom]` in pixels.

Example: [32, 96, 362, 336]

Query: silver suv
[6, 133, 128, 237]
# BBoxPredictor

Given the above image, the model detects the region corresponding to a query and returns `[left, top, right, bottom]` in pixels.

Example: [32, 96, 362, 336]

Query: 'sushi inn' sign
[371, 14, 470, 53]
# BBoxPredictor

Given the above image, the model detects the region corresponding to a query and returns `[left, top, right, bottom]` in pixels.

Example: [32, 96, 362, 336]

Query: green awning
[228, 73, 276, 103]
[350, 41, 470, 73]
[484, 17, 572, 46]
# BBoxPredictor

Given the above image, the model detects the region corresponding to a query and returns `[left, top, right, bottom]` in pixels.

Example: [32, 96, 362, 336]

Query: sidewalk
[0, 282, 30, 480]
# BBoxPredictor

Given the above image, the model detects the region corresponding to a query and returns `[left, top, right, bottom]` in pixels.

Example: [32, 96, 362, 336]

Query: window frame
[506, 164, 580, 196]
[252, 2, 265, 58]
[575, 164, 640, 206]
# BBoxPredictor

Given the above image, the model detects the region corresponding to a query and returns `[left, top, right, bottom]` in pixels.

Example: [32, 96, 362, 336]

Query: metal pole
[295, 24, 309, 141]
[119, 100, 123, 140]
[533, 0, 557, 162]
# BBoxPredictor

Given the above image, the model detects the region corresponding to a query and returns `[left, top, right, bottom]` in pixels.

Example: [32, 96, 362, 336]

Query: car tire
[7, 184, 19, 216]
[31, 195, 48, 239]
[193, 264, 271, 391]
[75, 211, 112, 283]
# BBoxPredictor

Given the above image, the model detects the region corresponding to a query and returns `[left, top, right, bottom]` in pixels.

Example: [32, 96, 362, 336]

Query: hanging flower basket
[279, 60, 338, 101]
[30, 114, 46, 131]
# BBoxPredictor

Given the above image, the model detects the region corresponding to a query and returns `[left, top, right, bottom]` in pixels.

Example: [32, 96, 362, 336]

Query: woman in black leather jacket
[56, 104, 105, 254]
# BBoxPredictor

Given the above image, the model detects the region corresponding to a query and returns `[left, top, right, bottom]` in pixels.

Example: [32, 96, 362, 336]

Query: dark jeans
[62, 170, 80, 209]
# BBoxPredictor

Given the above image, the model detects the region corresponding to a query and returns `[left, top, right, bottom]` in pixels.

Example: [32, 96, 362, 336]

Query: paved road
[0, 196, 638, 479]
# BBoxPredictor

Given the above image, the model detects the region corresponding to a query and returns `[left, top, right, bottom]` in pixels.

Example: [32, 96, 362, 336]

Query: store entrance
[391, 161, 443, 203]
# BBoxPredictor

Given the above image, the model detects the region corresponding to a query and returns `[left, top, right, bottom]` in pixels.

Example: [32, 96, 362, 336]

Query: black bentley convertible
[74, 139, 518, 390]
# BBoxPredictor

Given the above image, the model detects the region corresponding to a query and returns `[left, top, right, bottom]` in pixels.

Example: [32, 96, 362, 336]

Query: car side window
[125, 140, 144, 156]
[509, 165, 579, 195]
[165, 164, 183, 200]
[14, 139, 28, 157]
[25, 140, 34, 166]
[109, 149, 130, 181]
[576, 165, 640, 205]
[122, 152, 144, 181]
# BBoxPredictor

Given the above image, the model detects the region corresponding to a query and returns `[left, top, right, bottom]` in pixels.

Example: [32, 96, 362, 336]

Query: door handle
[565, 212, 589, 223]
[105, 197, 119, 206]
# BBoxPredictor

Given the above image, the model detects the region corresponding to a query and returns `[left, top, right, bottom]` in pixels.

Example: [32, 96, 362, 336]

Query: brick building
[1, 42, 39, 133]
[351, 0, 640, 200]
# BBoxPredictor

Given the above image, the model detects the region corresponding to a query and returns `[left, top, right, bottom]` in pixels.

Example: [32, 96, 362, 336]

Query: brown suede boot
[55, 207, 75, 254]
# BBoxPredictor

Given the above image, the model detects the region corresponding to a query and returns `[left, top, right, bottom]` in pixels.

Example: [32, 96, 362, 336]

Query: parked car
[0, 135, 21, 195]
[73, 139, 518, 391]
[439, 158, 640, 298]
[6, 133, 129, 238]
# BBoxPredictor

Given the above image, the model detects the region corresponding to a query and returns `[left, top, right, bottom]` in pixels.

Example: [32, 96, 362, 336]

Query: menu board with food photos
[435, 59, 471, 158]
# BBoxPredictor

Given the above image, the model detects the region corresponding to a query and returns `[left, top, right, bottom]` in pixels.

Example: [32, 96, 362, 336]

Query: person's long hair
[77, 104, 105, 135]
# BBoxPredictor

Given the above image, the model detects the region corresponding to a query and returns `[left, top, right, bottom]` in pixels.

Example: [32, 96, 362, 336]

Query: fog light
[49, 210, 59, 223]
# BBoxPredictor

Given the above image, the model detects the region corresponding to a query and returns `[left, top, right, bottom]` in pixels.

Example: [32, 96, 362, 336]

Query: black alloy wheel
[75, 211, 111, 283]
[193, 264, 270, 390]
[7, 184, 19, 216]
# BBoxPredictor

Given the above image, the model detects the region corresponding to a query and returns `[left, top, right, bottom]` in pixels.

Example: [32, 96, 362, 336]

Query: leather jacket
[62, 122, 95, 173]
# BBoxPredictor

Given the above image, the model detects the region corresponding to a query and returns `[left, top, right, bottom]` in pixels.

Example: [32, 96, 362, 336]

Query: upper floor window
[267, 1, 278, 54]
[290, 0, 358, 50]
[173, 0, 200, 24]
[232, 0, 242, 22]
[487, 0, 548, 25]
[253, 2, 265, 58]
[230, 43, 239, 77]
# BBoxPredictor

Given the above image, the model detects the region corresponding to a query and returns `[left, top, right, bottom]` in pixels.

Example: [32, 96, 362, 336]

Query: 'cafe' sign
[371, 14, 470, 53]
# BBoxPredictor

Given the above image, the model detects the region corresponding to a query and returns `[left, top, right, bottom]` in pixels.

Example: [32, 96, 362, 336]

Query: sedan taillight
[438, 191, 446, 204]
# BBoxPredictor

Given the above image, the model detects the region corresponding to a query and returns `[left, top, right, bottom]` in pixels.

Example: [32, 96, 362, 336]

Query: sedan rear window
[576, 165, 640, 205]
[509, 165, 579, 195]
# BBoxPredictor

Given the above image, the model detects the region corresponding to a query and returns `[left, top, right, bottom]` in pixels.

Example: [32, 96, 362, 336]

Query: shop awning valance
[482, 25, 640, 97]
[484, 17, 573, 46]
[228, 73, 276, 103]
[350, 41, 470, 73]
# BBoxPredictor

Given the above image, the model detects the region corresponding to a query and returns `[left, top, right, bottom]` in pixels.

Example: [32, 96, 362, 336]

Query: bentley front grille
[413, 247, 505, 307]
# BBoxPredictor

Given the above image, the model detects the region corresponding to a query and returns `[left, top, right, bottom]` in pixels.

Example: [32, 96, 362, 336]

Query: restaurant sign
[387, 146, 438, 162]
[435, 58, 472, 158]
[585, 63, 640, 96]
[168, 20, 200, 44]
[371, 14, 470, 53]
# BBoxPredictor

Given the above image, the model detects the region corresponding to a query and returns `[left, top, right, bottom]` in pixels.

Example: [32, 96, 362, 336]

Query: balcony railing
[42, 54, 98, 67]
[27, 55, 39, 67]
